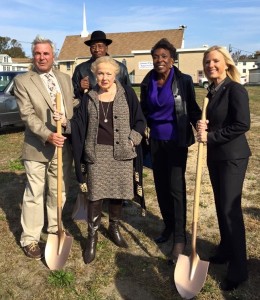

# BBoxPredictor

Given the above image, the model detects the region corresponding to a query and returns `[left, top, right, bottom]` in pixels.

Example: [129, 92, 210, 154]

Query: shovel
[72, 191, 88, 221]
[45, 92, 73, 270]
[174, 97, 209, 299]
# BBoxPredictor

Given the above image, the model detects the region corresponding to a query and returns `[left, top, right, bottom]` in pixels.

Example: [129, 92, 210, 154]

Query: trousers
[208, 158, 249, 282]
[20, 143, 73, 247]
[151, 139, 188, 243]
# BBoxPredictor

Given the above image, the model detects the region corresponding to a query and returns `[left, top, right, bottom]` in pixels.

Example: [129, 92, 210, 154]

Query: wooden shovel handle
[193, 97, 209, 223]
[56, 93, 63, 232]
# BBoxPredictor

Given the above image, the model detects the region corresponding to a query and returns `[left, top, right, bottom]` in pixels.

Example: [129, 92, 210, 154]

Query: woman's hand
[53, 110, 67, 127]
[196, 120, 209, 143]
[196, 120, 208, 131]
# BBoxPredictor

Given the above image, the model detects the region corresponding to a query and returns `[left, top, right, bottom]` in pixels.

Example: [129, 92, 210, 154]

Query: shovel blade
[45, 232, 73, 270]
[72, 192, 88, 221]
[174, 254, 209, 299]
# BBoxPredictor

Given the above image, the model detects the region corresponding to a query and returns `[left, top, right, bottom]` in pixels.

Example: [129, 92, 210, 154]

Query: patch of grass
[47, 270, 75, 287]
[84, 286, 103, 300]
[201, 280, 218, 294]
[8, 158, 24, 171]
[0, 214, 6, 221]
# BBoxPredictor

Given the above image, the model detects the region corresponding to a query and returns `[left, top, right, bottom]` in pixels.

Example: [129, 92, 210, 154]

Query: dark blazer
[206, 77, 251, 161]
[140, 66, 201, 148]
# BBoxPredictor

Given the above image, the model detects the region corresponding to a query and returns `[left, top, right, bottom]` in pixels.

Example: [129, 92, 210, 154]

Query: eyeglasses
[90, 43, 106, 50]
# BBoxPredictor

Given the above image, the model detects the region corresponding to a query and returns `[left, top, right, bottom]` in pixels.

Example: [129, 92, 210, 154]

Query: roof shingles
[58, 29, 183, 61]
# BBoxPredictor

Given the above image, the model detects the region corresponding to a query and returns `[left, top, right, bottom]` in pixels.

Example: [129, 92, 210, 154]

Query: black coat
[206, 77, 251, 161]
[140, 66, 201, 147]
[70, 84, 147, 210]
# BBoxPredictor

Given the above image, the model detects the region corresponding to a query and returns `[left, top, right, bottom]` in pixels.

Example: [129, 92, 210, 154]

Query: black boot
[154, 227, 172, 244]
[167, 242, 186, 265]
[83, 200, 102, 264]
[108, 199, 128, 248]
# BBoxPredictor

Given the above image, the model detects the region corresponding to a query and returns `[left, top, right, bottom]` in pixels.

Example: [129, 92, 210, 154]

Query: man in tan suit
[14, 35, 75, 260]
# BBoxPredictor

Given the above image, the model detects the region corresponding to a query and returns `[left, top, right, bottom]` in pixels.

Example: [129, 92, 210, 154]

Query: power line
[229, 45, 255, 55]
[17, 40, 32, 44]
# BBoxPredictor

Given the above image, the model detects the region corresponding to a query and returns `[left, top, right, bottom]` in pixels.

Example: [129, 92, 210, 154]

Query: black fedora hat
[84, 30, 112, 46]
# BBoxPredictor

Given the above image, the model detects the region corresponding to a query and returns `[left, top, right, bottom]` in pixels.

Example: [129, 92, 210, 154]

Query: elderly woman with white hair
[54, 56, 146, 264]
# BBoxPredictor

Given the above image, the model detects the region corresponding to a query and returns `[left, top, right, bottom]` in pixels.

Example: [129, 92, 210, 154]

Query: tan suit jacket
[14, 69, 75, 162]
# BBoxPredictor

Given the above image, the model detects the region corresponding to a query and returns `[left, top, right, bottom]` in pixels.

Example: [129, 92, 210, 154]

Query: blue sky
[1, 0, 260, 57]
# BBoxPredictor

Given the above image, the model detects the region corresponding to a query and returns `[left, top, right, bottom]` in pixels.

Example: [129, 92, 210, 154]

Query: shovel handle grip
[201, 97, 208, 122]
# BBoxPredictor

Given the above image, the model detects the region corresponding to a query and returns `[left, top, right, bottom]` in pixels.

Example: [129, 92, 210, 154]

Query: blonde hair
[203, 46, 241, 83]
[91, 56, 120, 75]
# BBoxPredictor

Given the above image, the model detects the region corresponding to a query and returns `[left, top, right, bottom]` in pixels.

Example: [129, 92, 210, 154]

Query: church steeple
[81, 3, 89, 37]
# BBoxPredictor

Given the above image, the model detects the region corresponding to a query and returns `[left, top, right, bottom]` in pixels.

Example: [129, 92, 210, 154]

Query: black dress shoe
[154, 228, 172, 244]
[154, 235, 169, 243]
[167, 242, 185, 265]
[209, 255, 229, 264]
[220, 279, 246, 291]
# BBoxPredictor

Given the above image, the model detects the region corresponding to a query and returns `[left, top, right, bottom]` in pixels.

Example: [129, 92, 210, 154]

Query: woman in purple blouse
[140, 38, 201, 263]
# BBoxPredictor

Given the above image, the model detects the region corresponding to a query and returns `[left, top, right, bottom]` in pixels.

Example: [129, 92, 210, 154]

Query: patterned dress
[86, 83, 135, 201]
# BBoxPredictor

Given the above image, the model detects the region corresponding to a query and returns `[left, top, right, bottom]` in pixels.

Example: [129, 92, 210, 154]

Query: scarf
[147, 67, 177, 140]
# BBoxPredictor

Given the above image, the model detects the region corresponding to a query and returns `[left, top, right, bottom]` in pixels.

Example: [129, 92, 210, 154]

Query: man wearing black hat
[72, 30, 131, 100]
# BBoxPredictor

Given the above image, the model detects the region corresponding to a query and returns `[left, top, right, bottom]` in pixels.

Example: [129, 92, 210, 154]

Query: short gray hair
[31, 35, 55, 56]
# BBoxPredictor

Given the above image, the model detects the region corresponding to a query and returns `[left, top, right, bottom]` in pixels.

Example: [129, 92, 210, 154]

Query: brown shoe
[23, 242, 43, 260]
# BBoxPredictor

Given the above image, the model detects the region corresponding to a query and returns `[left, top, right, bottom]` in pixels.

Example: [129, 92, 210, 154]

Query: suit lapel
[207, 77, 231, 119]
[30, 72, 54, 110]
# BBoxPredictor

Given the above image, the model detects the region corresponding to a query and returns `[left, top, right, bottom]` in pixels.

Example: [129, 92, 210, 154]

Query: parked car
[240, 75, 247, 85]
[0, 71, 26, 128]
[0, 71, 25, 93]
[198, 77, 210, 89]
[198, 75, 247, 88]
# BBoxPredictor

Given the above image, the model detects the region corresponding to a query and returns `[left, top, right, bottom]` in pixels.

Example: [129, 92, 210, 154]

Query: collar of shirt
[208, 78, 226, 96]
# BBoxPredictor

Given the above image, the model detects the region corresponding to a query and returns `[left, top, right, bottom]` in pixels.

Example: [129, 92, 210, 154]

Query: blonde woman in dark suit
[14, 35, 75, 260]
[197, 46, 251, 291]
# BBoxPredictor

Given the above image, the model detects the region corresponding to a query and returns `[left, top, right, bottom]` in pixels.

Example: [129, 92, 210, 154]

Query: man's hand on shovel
[47, 132, 67, 147]
[47, 109, 67, 147]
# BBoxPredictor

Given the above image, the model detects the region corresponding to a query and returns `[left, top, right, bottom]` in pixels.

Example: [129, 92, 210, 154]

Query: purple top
[147, 68, 177, 140]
